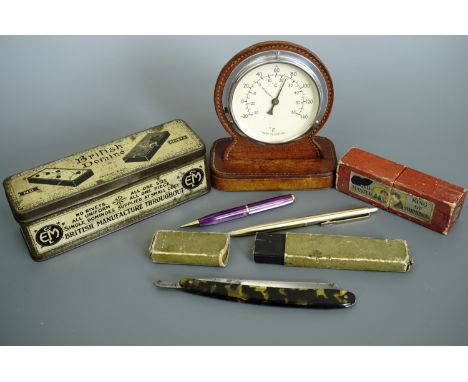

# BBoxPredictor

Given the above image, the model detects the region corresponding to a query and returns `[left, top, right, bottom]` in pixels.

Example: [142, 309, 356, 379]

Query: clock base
[210, 137, 337, 191]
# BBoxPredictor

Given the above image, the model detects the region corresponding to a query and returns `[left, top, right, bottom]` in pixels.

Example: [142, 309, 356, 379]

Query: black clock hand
[267, 78, 288, 115]
[260, 85, 274, 98]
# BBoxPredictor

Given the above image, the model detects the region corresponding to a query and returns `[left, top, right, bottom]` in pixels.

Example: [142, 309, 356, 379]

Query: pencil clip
[320, 213, 370, 226]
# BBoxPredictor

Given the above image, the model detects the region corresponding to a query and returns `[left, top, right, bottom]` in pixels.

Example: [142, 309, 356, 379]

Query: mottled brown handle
[179, 278, 356, 309]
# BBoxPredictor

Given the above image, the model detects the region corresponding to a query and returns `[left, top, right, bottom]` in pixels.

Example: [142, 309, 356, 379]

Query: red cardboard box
[336, 148, 466, 234]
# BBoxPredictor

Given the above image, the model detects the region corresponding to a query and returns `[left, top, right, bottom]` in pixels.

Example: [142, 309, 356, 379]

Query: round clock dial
[222, 48, 330, 146]
[230, 62, 320, 144]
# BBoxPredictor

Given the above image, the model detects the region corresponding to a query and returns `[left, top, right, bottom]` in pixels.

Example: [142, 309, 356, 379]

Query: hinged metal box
[3, 119, 210, 261]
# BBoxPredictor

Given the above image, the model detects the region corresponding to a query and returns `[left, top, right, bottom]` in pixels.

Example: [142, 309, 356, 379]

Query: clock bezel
[225, 51, 328, 145]
[214, 41, 334, 146]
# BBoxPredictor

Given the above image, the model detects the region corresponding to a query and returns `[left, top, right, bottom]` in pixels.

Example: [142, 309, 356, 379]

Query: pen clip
[319, 213, 370, 226]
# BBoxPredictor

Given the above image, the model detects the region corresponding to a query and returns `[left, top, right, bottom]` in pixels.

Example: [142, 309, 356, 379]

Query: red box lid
[339, 147, 405, 183]
[395, 167, 466, 206]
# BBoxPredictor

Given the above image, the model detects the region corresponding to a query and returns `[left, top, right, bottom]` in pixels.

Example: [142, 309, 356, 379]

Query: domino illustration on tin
[122, 131, 170, 163]
[28, 168, 94, 187]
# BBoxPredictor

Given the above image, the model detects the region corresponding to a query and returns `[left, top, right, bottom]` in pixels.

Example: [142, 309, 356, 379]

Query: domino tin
[3, 119, 210, 261]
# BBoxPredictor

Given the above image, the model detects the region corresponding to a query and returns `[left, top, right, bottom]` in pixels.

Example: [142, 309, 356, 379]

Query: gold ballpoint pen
[229, 206, 379, 237]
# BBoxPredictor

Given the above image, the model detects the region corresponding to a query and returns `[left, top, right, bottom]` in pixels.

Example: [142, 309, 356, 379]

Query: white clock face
[230, 62, 320, 144]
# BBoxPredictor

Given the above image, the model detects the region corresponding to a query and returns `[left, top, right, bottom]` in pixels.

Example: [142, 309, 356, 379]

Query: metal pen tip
[180, 220, 199, 228]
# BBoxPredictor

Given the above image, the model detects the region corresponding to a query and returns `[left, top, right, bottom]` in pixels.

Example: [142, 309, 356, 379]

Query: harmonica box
[3, 120, 210, 261]
[336, 147, 466, 234]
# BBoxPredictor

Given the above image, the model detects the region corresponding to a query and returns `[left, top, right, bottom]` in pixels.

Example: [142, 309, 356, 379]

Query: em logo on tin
[35, 224, 63, 247]
[181, 168, 204, 189]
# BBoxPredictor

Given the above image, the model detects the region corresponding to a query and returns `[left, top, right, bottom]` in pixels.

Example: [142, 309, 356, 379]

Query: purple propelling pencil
[180, 194, 295, 227]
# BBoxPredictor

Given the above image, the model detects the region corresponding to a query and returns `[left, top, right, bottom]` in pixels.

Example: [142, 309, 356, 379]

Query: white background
[1, 1, 467, 381]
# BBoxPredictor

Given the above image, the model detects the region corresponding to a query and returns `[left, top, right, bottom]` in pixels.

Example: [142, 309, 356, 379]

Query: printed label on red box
[349, 171, 434, 223]
[349, 172, 391, 205]
[389, 188, 434, 223]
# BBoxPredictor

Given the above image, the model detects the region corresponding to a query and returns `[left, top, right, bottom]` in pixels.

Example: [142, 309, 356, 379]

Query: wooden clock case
[210, 41, 337, 191]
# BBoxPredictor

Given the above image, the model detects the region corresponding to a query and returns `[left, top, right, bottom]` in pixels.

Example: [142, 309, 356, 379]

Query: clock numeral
[301, 114, 309, 119]
[302, 84, 311, 88]
[305, 99, 313, 104]
[290, 71, 297, 77]
[274, 65, 280, 73]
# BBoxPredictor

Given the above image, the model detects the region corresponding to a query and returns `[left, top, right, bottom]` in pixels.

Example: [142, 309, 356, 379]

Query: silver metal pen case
[3, 119, 210, 261]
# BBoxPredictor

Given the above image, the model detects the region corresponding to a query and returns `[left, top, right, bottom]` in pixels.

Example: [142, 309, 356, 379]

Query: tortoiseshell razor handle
[179, 278, 356, 309]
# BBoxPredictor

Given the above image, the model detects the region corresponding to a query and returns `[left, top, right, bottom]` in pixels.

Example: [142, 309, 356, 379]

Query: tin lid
[3, 120, 205, 223]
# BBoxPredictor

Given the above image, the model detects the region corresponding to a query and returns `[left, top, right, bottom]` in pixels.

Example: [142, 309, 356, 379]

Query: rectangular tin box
[336, 147, 466, 234]
[3, 119, 210, 261]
